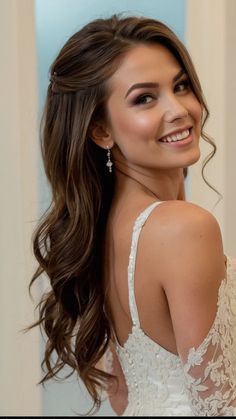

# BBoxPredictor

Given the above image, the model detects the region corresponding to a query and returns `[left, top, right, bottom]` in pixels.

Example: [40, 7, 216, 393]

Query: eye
[174, 79, 191, 93]
[134, 94, 155, 105]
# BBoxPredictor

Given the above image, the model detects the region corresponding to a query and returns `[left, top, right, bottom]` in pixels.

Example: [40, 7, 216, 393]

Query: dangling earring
[106, 146, 113, 173]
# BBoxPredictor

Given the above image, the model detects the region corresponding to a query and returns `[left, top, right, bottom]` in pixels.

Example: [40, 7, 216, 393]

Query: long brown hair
[30, 14, 216, 413]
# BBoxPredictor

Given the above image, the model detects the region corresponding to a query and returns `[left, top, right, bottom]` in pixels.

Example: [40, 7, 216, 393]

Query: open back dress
[109, 201, 236, 416]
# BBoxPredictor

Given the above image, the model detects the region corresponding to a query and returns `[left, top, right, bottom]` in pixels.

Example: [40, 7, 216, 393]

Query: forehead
[109, 43, 182, 93]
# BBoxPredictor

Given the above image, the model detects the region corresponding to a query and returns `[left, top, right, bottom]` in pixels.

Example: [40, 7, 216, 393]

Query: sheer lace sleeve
[182, 257, 236, 416]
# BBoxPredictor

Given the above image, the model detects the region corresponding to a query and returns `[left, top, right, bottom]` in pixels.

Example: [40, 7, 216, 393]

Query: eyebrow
[125, 68, 186, 98]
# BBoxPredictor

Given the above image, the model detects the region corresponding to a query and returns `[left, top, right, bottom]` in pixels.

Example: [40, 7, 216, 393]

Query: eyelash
[133, 78, 191, 106]
[174, 79, 190, 93]
[134, 94, 155, 105]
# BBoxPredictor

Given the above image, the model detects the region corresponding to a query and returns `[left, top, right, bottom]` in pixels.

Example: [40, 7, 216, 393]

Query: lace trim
[128, 201, 163, 327]
[103, 345, 114, 374]
[183, 260, 236, 415]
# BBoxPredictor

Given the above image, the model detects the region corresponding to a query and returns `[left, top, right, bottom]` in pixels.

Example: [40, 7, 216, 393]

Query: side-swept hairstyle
[29, 13, 215, 413]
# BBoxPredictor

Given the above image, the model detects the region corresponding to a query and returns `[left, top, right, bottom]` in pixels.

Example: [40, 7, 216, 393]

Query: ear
[89, 121, 114, 149]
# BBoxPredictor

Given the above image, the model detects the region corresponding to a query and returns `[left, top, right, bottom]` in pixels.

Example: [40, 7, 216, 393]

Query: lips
[159, 127, 192, 143]
[158, 128, 193, 148]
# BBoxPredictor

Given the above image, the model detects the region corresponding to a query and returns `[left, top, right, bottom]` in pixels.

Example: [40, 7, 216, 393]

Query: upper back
[104, 199, 177, 353]
[104, 199, 226, 357]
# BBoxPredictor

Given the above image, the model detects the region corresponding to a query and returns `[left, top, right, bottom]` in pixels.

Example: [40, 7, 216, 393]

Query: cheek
[189, 98, 202, 125]
[109, 107, 158, 140]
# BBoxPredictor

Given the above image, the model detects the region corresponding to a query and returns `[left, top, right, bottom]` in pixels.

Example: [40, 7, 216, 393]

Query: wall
[2, 0, 236, 416]
[225, 0, 236, 256]
[0, 0, 41, 414]
[186, 0, 236, 256]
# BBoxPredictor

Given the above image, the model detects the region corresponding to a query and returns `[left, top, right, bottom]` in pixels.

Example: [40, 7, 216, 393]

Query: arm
[160, 203, 225, 358]
[152, 201, 236, 415]
[102, 341, 128, 415]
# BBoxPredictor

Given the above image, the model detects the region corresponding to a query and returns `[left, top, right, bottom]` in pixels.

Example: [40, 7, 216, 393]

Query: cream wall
[1, 0, 236, 415]
[187, 0, 236, 256]
[225, 0, 236, 257]
[0, 0, 41, 415]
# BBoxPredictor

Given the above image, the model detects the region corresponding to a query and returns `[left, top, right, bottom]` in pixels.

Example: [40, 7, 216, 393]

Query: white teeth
[161, 129, 190, 143]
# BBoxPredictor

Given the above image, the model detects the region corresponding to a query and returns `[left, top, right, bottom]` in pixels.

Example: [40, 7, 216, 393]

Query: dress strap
[128, 200, 164, 327]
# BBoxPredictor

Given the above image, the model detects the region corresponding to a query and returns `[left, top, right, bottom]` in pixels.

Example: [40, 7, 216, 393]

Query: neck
[114, 165, 185, 202]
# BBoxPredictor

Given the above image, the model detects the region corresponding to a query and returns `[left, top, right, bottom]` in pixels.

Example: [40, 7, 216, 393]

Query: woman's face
[105, 43, 202, 172]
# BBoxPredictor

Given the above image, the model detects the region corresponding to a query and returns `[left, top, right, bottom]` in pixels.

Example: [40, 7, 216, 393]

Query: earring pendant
[106, 146, 113, 172]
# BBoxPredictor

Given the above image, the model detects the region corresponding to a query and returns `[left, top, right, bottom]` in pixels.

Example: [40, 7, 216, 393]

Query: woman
[31, 14, 236, 416]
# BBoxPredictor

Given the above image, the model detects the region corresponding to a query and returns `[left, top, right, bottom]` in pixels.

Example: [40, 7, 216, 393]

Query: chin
[186, 148, 201, 167]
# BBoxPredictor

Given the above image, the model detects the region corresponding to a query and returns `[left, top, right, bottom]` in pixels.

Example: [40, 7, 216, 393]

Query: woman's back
[104, 198, 178, 354]
[104, 198, 236, 416]
[105, 198, 225, 354]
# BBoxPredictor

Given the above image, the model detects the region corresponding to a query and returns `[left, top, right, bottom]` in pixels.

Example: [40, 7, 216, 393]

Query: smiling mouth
[159, 128, 191, 143]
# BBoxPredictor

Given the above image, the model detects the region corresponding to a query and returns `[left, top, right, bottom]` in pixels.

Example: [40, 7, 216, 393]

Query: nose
[162, 94, 188, 123]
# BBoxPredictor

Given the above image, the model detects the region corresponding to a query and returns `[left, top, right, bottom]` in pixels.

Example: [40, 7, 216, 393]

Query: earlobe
[90, 122, 113, 149]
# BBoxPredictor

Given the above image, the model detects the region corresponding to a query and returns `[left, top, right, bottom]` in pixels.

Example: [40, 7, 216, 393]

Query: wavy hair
[29, 14, 217, 413]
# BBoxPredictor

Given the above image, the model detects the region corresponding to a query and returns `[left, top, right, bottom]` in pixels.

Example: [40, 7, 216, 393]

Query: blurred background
[1, 0, 236, 415]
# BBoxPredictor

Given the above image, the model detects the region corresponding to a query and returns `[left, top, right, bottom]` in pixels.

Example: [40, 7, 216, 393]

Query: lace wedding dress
[107, 201, 236, 416]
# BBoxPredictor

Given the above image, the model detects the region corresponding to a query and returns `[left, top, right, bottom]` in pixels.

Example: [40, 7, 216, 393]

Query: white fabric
[112, 201, 236, 416]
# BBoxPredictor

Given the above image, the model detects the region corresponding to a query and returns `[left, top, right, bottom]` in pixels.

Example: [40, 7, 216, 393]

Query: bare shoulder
[143, 200, 226, 358]
[151, 199, 221, 232]
[146, 200, 223, 253]
[147, 199, 225, 279]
